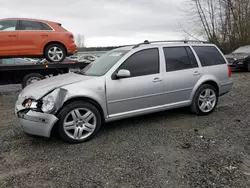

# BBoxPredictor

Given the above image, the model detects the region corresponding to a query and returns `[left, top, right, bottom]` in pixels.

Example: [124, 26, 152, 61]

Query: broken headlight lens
[42, 95, 55, 113]
[41, 89, 60, 113]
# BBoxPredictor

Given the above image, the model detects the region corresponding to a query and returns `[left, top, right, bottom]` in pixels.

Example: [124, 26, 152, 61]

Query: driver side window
[0, 20, 17, 31]
[119, 48, 159, 77]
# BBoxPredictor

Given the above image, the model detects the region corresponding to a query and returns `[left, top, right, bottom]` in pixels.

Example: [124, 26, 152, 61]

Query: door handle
[42, 34, 48, 37]
[153, 77, 163, 83]
[193, 71, 201, 76]
[8, 35, 13, 37]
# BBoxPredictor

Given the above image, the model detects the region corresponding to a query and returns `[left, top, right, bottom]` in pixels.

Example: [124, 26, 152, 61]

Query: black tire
[190, 84, 218, 116]
[57, 101, 102, 144]
[247, 62, 250, 72]
[44, 43, 66, 62]
[22, 73, 45, 88]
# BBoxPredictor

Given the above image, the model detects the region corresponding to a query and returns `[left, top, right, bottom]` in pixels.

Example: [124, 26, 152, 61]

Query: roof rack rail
[132, 40, 208, 49]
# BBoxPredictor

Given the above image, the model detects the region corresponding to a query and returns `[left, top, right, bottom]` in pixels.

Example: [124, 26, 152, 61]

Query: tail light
[66, 33, 74, 39]
[228, 65, 232, 77]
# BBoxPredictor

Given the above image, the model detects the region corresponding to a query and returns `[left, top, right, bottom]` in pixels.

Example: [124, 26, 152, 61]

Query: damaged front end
[15, 88, 68, 137]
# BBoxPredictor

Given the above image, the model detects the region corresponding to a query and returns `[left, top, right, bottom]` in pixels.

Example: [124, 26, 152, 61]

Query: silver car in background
[15, 40, 233, 143]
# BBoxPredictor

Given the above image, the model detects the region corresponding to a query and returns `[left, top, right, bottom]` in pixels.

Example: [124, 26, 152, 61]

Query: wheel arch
[201, 80, 219, 94]
[57, 96, 105, 123]
[51, 96, 106, 137]
[43, 41, 67, 55]
[190, 79, 220, 103]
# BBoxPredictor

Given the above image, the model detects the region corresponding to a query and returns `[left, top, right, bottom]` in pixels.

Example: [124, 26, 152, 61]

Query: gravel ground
[0, 73, 250, 188]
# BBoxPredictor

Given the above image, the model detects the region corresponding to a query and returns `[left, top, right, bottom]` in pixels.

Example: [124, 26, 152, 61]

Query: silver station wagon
[15, 40, 233, 143]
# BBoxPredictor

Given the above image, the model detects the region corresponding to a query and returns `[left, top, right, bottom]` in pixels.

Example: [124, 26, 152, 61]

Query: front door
[106, 48, 165, 117]
[0, 19, 18, 56]
[162, 46, 202, 104]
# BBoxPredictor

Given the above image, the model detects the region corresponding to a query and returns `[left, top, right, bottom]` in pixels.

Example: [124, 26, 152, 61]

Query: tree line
[186, 0, 250, 53]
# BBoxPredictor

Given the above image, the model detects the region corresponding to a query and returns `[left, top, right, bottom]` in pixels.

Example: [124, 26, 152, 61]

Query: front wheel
[44, 43, 66, 62]
[190, 84, 218, 115]
[57, 102, 102, 144]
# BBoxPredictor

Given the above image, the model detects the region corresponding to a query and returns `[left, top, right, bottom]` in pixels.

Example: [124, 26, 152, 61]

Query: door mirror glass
[116, 69, 131, 79]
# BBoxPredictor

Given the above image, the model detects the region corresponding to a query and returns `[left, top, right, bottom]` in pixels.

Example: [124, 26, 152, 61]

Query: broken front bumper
[15, 103, 58, 137]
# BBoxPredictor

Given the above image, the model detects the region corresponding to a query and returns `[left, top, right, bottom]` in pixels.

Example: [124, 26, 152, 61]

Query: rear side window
[163, 47, 198, 72]
[18, 20, 52, 30]
[119, 48, 159, 77]
[0, 20, 17, 31]
[40, 23, 53, 30]
[193, 46, 226, 66]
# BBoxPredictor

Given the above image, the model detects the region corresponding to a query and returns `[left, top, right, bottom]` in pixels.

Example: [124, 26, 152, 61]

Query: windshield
[233, 46, 250, 54]
[81, 50, 129, 76]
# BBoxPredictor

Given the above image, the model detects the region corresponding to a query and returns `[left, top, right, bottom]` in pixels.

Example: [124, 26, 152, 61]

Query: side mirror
[116, 69, 131, 79]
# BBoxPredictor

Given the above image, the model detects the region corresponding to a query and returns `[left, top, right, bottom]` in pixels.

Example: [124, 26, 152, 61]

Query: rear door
[162, 46, 202, 104]
[17, 20, 53, 56]
[0, 20, 18, 56]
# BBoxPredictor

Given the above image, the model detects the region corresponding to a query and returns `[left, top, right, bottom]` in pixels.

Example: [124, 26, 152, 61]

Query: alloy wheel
[63, 108, 97, 140]
[48, 46, 64, 62]
[198, 89, 217, 113]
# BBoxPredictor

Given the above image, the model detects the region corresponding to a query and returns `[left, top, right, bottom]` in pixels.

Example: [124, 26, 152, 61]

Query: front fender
[58, 79, 108, 118]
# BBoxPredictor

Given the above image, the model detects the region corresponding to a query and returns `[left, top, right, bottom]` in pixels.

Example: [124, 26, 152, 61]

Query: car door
[106, 48, 165, 117]
[162, 46, 202, 104]
[17, 20, 52, 56]
[0, 19, 18, 56]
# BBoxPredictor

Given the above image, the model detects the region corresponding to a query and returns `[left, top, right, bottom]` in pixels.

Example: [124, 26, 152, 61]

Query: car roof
[1, 18, 56, 24]
[115, 42, 216, 51]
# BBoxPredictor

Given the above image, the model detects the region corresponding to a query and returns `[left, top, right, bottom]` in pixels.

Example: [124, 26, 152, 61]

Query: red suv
[0, 18, 77, 62]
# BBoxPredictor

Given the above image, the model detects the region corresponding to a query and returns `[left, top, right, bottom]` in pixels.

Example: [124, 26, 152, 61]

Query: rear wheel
[57, 102, 102, 144]
[190, 84, 218, 115]
[22, 73, 45, 88]
[44, 43, 66, 62]
[247, 62, 250, 72]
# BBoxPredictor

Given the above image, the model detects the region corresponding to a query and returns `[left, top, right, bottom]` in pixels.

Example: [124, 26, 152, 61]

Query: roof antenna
[144, 40, 150, 44]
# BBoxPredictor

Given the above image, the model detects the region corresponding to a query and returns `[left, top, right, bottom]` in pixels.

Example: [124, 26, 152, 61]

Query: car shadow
[102, 107, 191, 132]
[24, 107, 192, 145]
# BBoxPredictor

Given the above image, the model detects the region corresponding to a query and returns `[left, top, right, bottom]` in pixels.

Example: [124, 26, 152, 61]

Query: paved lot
[0, 73, 250, 188]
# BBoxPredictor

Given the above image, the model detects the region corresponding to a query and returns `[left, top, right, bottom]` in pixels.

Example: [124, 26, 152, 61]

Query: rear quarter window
[40, 22, 53, 30]
[193, 46, 226, 67]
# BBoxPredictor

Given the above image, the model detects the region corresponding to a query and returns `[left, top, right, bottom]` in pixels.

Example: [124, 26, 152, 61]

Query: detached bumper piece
[16, 110, 58, 137]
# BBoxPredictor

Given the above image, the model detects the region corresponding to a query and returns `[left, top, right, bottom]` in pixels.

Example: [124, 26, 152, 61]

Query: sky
[0, 0, 189, 47]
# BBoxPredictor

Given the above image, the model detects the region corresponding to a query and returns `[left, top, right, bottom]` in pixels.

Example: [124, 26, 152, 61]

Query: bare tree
[185, 0, 250, 52]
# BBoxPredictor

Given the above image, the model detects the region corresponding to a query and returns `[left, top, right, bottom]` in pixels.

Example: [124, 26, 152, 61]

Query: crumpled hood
[19, 72, 94, 100]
